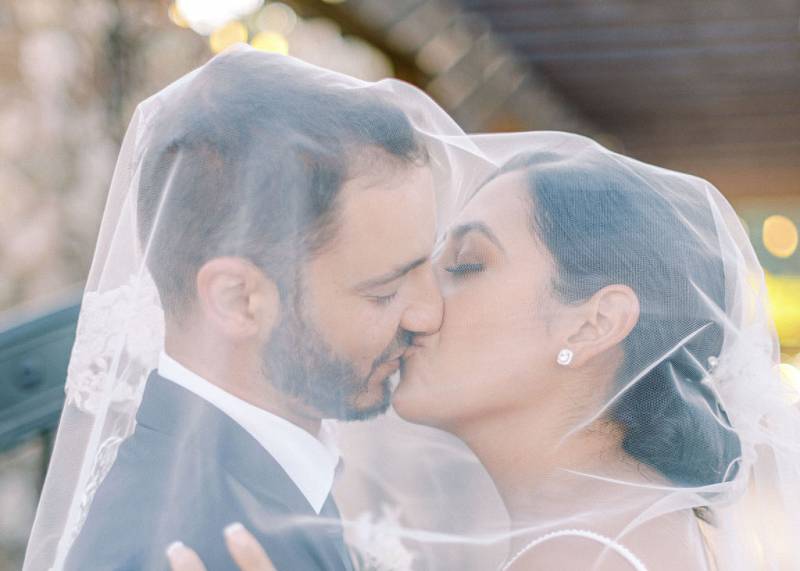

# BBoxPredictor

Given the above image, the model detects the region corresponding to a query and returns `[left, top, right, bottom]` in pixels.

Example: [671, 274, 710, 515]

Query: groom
[64, 48, 442, 570]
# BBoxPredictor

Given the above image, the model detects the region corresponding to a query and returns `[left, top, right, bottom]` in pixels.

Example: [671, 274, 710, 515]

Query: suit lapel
[321, 495, 355, 571]
[137, 372, 314, 512]
[136, 372, 353, 570]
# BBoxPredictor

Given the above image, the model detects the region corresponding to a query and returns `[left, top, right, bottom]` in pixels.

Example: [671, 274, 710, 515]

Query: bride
[169, 132, 800, 570]
[391, 144, 739, 570]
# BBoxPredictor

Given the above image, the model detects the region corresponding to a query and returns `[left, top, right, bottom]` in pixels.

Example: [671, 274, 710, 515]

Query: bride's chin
[389, 378, 417, 418]
[391, 373, 429, 422]
[391, 378, 449, 429]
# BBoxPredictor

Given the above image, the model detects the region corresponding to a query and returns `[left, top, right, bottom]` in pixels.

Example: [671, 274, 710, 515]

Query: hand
[166, 523, 277, 571]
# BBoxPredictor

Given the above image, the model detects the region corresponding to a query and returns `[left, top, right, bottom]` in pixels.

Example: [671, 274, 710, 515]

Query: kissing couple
[24, 45, 800, 571]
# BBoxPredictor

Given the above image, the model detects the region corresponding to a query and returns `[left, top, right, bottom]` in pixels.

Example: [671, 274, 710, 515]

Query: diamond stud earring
[557, 348, 574, 366]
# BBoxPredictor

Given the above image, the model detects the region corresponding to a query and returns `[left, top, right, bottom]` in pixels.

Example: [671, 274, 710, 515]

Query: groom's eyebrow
[356, 256, 429, 290]
[451, 222, 505, 252]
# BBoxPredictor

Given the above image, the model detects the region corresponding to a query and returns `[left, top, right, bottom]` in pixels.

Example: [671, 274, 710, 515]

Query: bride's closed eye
[445, 261, 484, 277]
[438, 222, 502, 280]
[443, 241, 486, 279]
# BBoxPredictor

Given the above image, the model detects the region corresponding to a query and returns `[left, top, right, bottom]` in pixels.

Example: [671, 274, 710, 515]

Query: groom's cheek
[320, 297, 395, 369]
[338, 331, 387, 379]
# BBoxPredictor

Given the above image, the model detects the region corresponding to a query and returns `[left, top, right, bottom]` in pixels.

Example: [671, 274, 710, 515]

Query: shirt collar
[157, 351, 339, 514]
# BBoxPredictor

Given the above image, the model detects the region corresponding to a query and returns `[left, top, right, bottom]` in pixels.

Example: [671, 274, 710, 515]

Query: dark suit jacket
[64, 372, 354, 571]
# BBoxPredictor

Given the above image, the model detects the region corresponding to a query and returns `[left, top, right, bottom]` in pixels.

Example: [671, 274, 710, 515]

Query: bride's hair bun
[496, 149, 742, 488]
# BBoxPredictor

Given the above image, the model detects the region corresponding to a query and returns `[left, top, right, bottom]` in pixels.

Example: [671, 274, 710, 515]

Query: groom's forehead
[338, 167, 433, 237]
[313, 166, 435, 278]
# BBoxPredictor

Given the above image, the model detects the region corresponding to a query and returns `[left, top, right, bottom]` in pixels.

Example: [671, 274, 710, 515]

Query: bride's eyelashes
[441, 238, 489, 279]
[445, 262, 485, 277]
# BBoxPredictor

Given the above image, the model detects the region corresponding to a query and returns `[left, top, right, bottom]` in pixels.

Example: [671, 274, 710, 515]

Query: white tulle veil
[23, 44, 800, 571]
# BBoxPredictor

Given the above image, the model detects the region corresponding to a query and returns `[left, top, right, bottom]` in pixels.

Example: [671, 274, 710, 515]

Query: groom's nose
[400, 264, 443, 335]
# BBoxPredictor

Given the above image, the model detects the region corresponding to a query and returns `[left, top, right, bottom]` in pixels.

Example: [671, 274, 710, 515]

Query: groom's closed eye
[355, 256, 429, 292]
[356, 255, 431, 305]
[369, 291, 399, 306]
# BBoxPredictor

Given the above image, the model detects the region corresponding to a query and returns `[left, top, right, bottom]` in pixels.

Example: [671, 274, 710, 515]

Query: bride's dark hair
[490, 149, 741, 491]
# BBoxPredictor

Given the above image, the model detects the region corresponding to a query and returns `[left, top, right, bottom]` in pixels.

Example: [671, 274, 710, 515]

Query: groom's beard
[262, 302, 404, 421]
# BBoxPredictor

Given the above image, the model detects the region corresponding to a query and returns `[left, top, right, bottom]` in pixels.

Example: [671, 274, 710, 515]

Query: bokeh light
[209, 21, 248, 54]
[177, 0, 264, 35]
[764, 273, 800, 349]
[251, 31, 289, 55]
[763, 214, 799, 259]
[255, 3, 298, 36]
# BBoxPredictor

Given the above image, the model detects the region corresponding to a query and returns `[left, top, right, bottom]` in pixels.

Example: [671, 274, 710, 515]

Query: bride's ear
[564, 285, 640, 367]
[195, 257, 280, 339]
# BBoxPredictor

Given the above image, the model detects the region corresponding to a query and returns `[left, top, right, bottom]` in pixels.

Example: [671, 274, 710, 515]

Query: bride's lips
[395, 340, 436, 382]
[402, 338, 435, 358]
[397, 345, 426, 379]
[371, 356, 401, 382]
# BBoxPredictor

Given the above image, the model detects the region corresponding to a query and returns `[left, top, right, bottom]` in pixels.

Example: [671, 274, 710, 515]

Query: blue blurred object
[0, 298, 81, 453]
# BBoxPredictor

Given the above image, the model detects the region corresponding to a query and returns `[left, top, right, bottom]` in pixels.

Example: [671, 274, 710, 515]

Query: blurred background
[0, 0, 798, 568]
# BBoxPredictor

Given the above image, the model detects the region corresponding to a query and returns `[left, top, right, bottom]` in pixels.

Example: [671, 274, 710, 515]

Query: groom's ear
[565, 284, 640, 368]
[195, 257, 280, 339]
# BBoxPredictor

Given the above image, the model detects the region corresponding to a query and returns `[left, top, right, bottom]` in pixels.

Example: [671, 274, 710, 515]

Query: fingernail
[224, 522, 245, 539]
[166, 541, 185, 557]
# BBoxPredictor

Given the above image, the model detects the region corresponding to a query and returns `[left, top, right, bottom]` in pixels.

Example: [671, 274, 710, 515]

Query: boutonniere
[347, 504, 415, 571]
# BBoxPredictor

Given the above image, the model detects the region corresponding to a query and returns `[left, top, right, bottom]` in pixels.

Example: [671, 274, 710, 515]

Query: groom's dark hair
[136, 49, 428, 316]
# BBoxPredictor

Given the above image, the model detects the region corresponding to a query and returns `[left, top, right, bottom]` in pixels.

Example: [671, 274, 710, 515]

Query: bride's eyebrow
[450, 221, 505, 253]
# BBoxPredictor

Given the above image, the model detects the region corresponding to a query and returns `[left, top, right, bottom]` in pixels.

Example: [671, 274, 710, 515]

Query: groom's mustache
[369, 329, 415, 373]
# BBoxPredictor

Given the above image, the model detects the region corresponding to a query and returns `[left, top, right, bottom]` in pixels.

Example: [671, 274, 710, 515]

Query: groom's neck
[165, 328, 323, 436]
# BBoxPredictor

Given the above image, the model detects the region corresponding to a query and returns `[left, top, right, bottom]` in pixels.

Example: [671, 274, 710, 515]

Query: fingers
[224, 523, 278, 571]
[165, 524, 276, 571]
[166, 542, 208, 571]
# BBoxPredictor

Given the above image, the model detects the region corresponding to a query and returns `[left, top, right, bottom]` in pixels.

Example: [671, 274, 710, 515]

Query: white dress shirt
[157, 351, 340, 514]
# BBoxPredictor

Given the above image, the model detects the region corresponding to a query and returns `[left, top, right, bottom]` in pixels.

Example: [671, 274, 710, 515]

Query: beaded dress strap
[499, 529, 648, 571]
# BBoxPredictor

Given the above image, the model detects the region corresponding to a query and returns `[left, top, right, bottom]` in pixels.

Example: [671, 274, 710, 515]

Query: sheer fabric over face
[24, 45, 800, 571]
